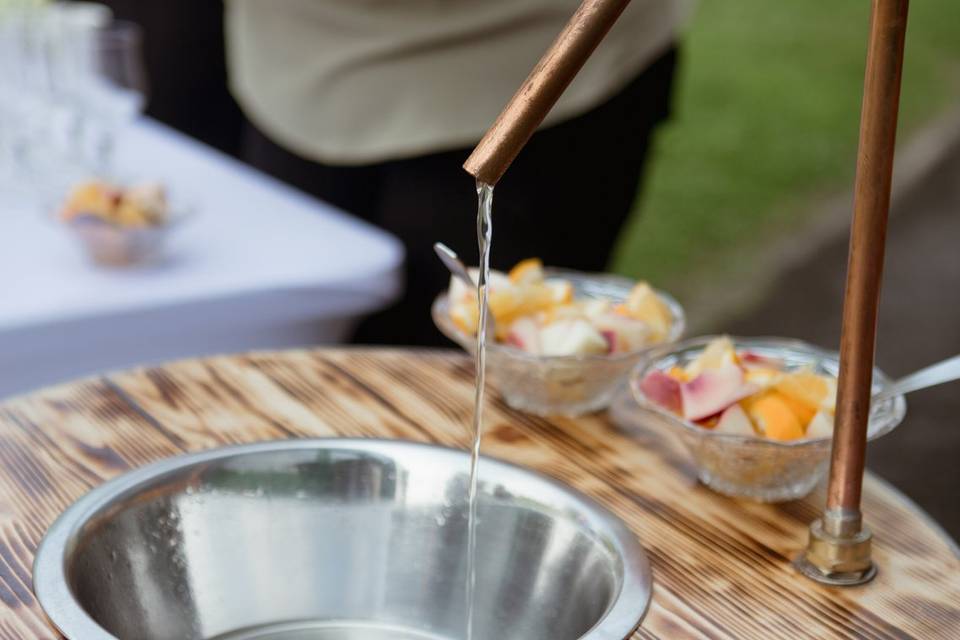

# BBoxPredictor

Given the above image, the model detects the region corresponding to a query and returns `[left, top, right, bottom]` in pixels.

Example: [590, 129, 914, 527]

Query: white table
[0, 119, 404, 399]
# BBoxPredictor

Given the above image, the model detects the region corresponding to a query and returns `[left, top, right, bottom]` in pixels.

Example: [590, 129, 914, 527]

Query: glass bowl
[62, 212, 190, 266]
[50, 178, 194, 266]
[433, 269, 685, 416]
[629, 336, 906, 502]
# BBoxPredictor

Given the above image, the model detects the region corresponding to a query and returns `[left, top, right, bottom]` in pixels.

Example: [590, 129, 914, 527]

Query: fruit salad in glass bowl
[432, 258, 685, 416]
[57, 179, 189, 265]
[630, 336, 906, 502]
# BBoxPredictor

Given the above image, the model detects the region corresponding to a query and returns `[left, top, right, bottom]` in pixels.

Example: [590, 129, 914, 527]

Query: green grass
[612, 1, 960, 285]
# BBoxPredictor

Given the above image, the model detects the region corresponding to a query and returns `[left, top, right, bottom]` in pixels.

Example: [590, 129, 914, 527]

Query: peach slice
[639, 370, 682, 414]
[684, 336, 737, 378]
[680, 363, 756, 421]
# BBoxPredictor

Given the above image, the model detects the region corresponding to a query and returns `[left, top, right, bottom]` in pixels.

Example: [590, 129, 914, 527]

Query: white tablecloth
[0, 119, 404, 399]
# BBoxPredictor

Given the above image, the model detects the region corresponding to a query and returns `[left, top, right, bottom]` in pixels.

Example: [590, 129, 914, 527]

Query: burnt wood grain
[0, 349, 957, 639]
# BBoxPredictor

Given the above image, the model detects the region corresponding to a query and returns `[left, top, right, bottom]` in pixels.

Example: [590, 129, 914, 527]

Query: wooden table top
[0, 349, 958, 639]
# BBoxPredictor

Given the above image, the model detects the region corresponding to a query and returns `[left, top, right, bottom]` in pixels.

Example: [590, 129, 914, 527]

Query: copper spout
[464, 0, 632, 185]
[798, 0, 909, 586]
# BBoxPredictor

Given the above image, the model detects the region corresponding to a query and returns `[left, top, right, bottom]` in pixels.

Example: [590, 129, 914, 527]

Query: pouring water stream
[465, 181, 494, 640]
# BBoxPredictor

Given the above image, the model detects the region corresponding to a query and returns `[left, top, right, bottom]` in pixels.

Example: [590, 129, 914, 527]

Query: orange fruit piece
[744, 393, 804, 441]
[508, 258, 544, 285]
[776, 390, 817, 426]
[774, 371, 830, 416]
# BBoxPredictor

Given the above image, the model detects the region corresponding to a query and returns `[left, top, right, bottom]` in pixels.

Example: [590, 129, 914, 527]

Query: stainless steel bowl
[35, 439, 651, 640]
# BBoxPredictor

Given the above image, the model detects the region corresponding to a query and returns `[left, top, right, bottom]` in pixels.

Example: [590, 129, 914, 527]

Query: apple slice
[684, 336, 737, 378]
[715, 403, 756, 436]
[805, 410, 834, 439]
[450, 301, 479, 335]
[540, 319, 608, 356]
[744, 366, 782, 387]
[639, 370, 682, 413]
[545, 279, 574, 304]
[581, 298, 612, 319]
[624, 282, 672, 339]
[593, 312, 651, 353]
[680, 363, 756, 421]
[448, 269, 510, 304]
[506, 317, 541, 354]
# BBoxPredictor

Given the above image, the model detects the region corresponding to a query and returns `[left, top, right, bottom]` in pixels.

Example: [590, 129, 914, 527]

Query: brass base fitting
[796, 512, 876, 586]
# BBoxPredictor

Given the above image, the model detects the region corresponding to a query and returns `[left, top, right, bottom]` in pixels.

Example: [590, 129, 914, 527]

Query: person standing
[225, 0, 689, 346]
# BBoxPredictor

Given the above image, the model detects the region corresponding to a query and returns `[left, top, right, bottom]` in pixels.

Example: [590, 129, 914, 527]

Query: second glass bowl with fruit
[57, 179, 191, 266]
[630, 336, 906, 502]
[433, 258, 685, 416]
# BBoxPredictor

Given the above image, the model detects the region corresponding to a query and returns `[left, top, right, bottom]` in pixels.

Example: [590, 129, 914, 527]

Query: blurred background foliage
[613, 0, 960, 285]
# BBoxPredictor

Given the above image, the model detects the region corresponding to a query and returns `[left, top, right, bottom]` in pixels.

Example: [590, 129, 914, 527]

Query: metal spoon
[873, 353, 960, 406]
[434, 242, 475, 290]
[433, 242, 496, 336]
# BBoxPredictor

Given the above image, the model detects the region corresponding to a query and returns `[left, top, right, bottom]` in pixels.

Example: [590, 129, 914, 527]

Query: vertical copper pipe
[827, 0, 909, 515]
[464, 0, 632, 185]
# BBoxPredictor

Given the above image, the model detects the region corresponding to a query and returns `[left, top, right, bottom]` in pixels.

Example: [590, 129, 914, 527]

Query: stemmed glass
[0, 5, 147, 207]
[72, 19, 148, 176]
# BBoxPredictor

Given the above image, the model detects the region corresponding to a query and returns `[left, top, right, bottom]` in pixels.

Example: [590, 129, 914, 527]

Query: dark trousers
[244, 48, 678, 346]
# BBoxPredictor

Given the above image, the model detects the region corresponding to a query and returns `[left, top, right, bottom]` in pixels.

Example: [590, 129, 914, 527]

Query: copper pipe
[827, 0, 909, 513]
[464, 0, 632, 185]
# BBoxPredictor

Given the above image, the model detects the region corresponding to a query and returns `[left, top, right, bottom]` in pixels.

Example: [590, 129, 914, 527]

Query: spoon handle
[875, 353, 960, 404]
[434, 243, 476, 287]
[433, 242, 497, 339]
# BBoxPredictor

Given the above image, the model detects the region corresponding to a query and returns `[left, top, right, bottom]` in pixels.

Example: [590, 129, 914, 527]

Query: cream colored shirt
[226, 0, 688, 165]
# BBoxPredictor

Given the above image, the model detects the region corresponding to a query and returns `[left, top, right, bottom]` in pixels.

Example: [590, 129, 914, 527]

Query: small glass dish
[629, 336, 907, 502]
[61, 209, 191, 266]
[50, 178, 194, 266]
[433, 269, 685, 417]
